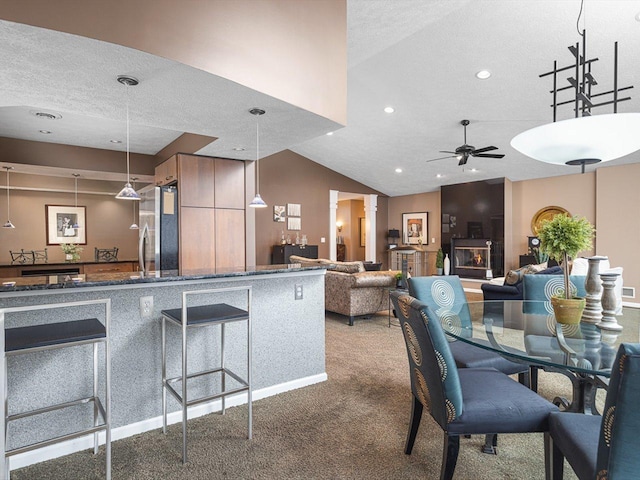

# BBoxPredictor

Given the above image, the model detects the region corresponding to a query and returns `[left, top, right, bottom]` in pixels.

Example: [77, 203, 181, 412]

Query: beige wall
[256, 150, 387, 266]
[2, 0, 347, 125]
[387, 191, 441, 249]
[0, 189, 138, 265]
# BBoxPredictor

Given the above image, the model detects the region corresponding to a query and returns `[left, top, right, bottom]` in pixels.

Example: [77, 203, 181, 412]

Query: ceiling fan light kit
[426, 119, 505, 166]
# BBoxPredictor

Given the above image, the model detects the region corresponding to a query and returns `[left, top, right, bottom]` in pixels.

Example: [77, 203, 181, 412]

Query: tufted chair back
[596, 343, 640, 478]
[390, 291, 463, 430]
[408, 276, 472, 339]
[523, 274, 586, 315]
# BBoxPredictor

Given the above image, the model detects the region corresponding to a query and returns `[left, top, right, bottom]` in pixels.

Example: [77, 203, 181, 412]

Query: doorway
[329, 190, 377, 262]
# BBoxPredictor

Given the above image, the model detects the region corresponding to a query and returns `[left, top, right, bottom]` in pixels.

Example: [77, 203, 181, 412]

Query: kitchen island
[0, 265, 327, 472]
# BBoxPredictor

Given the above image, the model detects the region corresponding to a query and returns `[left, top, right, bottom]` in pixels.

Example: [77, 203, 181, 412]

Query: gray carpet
[12, 310, 588, 479]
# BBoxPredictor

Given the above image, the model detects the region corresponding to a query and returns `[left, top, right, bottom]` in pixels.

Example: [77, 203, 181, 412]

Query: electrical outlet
[140, 296, 153, 318]
[295, 284, 303, 300]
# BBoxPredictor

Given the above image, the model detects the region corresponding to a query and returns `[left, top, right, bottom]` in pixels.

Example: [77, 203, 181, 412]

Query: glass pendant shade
[115, 75, 141, 201]
[3, 166, 15, 228]
[248, 108, 267, 208]
[249, 193, 267, 208]
[511, 113, 640, 166]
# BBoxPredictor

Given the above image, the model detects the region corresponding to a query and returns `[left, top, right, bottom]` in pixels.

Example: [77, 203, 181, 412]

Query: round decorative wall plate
[531, 206, 570, 235]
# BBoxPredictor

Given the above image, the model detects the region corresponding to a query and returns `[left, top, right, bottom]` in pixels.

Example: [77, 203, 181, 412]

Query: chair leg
[544, 432, 564, 480]
[348, 316, 355, 326]
[530, 366, 539, 393]
[441, 434, 460, 480]
[481, 433, 498, 454]
[404, 396, 423, 455]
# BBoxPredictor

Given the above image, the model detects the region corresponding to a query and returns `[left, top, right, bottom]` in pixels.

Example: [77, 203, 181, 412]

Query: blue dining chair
[544, 343, 640, 479]
[408, 276, 534, 389]
[390, 291, 558, 480]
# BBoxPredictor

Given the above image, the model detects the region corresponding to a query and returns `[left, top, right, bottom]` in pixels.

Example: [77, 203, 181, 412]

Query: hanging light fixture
[115, 75, 141, 200]
[511, 0, 639, 172]
[3, 166, 15, 229]
[71, 173, 81, 229]
[129, 177, 139, 230]
[248, 108, 267, 208]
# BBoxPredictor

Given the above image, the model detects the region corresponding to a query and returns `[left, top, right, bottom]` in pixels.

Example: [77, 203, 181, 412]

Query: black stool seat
[5, 318, 106, 352]
[162, 303, 248, 326]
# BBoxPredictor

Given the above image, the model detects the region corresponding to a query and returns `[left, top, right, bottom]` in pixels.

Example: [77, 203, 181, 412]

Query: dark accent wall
[441, 178, 505, 277]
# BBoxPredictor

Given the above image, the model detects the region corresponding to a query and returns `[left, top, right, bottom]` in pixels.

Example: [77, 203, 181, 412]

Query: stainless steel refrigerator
[138, 185, 179, 273]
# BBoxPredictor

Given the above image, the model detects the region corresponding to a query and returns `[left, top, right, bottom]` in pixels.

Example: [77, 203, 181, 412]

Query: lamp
[248, 108, 267, 208]
[115, 75, 141, 200]
[511, 5, 638, 172]
[3, 166, 15, 229]
[336, 221, 343, 232]
[129, 177, 139, 229]
[71, 173, 81, 229]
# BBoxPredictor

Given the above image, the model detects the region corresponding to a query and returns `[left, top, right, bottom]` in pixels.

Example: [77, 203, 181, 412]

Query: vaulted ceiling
[1, 0, 639, 196]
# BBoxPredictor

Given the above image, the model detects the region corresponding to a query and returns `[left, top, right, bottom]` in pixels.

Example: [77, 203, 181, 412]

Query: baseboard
[9, 372, 328, 471]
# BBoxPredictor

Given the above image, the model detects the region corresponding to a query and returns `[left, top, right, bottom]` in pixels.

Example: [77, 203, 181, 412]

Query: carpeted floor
[13, 310, 587, 479]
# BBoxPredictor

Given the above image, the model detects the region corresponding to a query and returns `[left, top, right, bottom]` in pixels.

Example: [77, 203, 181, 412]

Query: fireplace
[451, 238, 493, 279]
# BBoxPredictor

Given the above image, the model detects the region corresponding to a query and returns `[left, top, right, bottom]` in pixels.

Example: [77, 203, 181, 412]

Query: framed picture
[288, 217, 301, 231]
[46, 205, 87, 245]
[287, 203, 301, 217]
[359, 217, 366, 247]
[402, 212, 428, 245]
[273, 205, 285, 222]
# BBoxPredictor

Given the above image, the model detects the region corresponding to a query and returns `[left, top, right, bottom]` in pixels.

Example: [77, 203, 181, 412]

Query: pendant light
[249, 108, 267, 208]
[115, 75, 141, 200]
[129, 177, 139, 229]
[3, 166, 15, 229]
[71, 173, 81, 229]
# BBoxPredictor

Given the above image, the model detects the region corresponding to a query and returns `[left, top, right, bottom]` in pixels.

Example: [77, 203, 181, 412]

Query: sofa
[481, 265, 563, 300]
[289, 255, 399, 326]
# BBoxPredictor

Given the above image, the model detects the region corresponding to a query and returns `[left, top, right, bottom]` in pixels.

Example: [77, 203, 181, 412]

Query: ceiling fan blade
[471, 146, 498, 154]
[439, 150, 457, 154]
[426, 155, 456, 163]
[473, 153, 505, 159]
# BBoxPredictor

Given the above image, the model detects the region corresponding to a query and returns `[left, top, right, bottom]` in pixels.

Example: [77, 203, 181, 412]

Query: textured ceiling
[1, 1, 640, 195]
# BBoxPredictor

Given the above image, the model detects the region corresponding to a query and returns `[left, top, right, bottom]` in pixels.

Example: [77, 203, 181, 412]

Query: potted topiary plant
[435, 248, 444, 275]
[537, 213, 595, 324]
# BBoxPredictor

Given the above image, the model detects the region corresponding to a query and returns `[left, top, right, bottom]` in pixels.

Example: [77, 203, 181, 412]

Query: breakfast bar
[0, 265, 327, 474]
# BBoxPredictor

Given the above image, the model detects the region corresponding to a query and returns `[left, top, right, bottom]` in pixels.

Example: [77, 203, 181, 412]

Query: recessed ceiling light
[395, 168, 402, 173]
[110, 139, 122, 144]
[476, 70, 491, 79]
[326, 132, 334, 136]
[470, 168, 478, 172]
[436, 174, 443, 178]
[233, 147, 245, 151]
[39, 130, 51, 134]
[384, 107, 395, 113]
[29, 110, 62, 120]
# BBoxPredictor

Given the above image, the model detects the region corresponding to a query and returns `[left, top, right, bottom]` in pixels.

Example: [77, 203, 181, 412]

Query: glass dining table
[437, 300, 639, 414]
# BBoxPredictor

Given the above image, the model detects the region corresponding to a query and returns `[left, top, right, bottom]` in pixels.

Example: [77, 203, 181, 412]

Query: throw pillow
[505, 262, 548, 285]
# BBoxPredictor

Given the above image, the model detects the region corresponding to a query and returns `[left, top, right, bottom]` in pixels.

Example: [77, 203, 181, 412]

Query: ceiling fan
[426, 119, 505, 166]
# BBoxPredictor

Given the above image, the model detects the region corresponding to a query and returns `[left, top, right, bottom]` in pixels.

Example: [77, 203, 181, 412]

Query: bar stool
[161, 286, 252, 464]
[1, 299, 111, 480]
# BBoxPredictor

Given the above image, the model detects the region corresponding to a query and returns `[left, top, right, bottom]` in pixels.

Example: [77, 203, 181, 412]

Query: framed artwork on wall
[402, 212, 428, 245]
[46, 205, 87, 245]
[273, 205, 285, 222]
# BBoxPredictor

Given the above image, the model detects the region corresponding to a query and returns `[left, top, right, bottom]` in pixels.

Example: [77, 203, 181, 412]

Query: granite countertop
[0, 264, 326, 292]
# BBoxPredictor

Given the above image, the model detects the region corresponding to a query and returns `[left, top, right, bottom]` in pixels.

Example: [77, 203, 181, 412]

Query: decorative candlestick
[596, 272, 622, 331]
[581, 256, 607, 324]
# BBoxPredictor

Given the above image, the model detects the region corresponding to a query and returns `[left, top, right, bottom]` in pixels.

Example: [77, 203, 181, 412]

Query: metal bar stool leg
[181, 310, 188, 464]
[93, 343, 99, 455]
[221, 323, 226, 415]
[105, 303, 111, 480]
[162, 316, 167, 434]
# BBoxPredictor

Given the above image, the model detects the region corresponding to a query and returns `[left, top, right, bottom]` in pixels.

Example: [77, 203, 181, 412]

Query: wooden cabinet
[155, 153, 246, 274]
[83, 262, 134, 274]
[180, 207, 216, 272]
[214, 158, 245, 209]
[155, 155, 178, 186]
[215, 209, 245, 269]
[179, 155, 216, 208]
